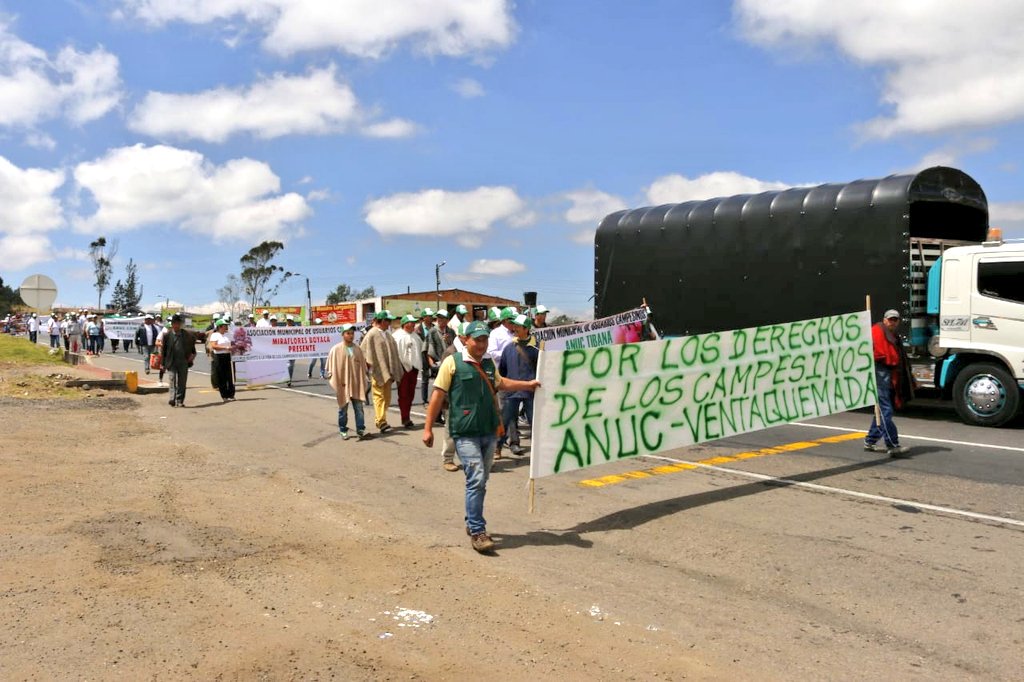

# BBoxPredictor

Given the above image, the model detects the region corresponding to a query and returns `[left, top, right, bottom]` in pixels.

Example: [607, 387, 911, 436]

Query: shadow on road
[565, 454, 927, 535]
[493, 530, 593, 551]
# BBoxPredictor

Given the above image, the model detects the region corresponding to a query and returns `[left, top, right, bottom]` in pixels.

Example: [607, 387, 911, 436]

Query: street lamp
[435, 261, 446, 311]
[156, 294, 171, 318]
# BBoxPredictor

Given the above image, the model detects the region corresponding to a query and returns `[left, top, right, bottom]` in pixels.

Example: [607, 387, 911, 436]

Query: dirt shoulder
[0, 373, 716, 680]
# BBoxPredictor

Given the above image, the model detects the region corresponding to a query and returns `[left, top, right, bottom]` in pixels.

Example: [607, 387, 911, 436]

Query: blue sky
[2, 0, 1023, 317]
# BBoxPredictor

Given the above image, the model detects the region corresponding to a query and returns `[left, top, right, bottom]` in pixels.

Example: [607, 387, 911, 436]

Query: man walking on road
[422, 321, 541, 553]
[136, 313, 161, 375]
[393, 314, 423, 428]
[326, 323, 369, 440]
[361, 311, 402, 433]
[865, 309, 911, 457]
[161, 314, 205, 407]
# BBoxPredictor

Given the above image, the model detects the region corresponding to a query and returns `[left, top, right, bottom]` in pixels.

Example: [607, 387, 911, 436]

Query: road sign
[18, 274, 58, 311]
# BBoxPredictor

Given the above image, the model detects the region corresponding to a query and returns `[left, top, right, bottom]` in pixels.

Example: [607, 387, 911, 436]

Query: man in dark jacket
[161, 314, 206, 407]
[498, 314, 539, 456]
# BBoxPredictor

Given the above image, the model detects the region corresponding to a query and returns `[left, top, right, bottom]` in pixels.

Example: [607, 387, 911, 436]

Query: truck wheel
[952, 362, 1022, 427]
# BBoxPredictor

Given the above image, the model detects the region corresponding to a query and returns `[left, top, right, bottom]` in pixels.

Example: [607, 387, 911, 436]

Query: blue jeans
[308, 357, 325, 378]
[89, 335, 100, 354]
[867, 366, 900, 447]
[455, 435, 497, 535]
[500, 395, 533, 446]
[49, 334, 60, 348]
[338, 400, 366, 433]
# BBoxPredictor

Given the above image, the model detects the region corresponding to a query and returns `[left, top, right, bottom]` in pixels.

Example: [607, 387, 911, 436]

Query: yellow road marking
[578, 431, 869, 488]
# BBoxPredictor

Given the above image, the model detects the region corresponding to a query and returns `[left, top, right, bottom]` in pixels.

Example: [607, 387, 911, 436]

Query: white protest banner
[101, 316, 145, 341]
[234, 324, 344, 362]
[529, 311, 874, 479]
[533, 307, 649, 351]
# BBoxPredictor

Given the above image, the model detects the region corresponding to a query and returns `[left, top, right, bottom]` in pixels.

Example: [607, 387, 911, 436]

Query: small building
[350, 288, 522, 322]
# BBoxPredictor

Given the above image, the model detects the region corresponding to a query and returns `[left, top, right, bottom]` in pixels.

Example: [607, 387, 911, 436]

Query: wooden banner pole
[866, 295, 883, 427]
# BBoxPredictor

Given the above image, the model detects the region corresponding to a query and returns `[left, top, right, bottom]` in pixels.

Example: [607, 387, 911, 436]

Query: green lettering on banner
[534, 311, 875, 479]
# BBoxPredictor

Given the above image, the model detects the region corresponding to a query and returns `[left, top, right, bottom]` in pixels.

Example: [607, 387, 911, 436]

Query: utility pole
[306, 277, 313, 324]
[435, 261, 446, 311]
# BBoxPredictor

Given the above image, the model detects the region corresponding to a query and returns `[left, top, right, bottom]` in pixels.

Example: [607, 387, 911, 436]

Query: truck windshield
[978, 260, 1024, 303]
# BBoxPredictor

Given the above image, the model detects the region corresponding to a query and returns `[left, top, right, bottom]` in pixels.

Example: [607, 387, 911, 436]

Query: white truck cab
[936, 239, 1024, 425]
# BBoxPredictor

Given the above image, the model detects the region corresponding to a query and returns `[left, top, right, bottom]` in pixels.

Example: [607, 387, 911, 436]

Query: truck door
[971, 254, 1024, 361]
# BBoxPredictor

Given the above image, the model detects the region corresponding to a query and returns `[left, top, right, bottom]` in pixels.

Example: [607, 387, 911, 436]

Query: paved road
[75, 345, 1024, 679]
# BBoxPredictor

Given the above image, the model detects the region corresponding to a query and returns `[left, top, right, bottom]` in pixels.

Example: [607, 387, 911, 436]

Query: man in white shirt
[256, 310, 272, 328]
[47, 314, 61, 348]
[136, 313, 161, 374]
[27, 313, 39, 344]
[392, 314, 423, 429]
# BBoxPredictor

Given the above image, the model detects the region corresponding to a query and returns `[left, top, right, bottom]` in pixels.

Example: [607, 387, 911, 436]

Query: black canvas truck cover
[595, 166, 989, 337]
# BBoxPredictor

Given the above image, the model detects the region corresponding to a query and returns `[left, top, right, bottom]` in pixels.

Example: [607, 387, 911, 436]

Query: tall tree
[0, 275, 21, 316]
[325, 283, 375, 305]
[109, 279, 127, 310]
[122, 258, 142, 310]
[89, 237, 118, 310]
[217, 274, 245, 318]
[239, 241, 294, 311]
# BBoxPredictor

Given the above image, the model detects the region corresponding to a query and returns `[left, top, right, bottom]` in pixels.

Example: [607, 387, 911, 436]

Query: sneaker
[340, 431, 349, 440]
[357, 430, 368, 440]
[380, 424, 392, 433]
[403, 420, 415, 429]
[320, 371, 325, 379]
[888, 445, 910, 457]
[444, 462, 459, 472]
[864, 442, 887, 453]
[286, 381, 292, 387]
[470, 532, 495, 553]
[168, 399, 176, 407]
[509, 444, 525, 456]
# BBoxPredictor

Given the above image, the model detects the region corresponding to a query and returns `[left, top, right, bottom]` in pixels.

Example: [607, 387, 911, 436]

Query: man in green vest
[422, 321, 541, 553]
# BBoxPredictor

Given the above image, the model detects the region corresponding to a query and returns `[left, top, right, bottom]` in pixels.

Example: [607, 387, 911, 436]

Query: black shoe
[175, 401, 184, 407]
[380, 424, 392, 433]
[509, 444, 525, 456]
[403, 420, 415, 429]
[168, 400, 176, 407]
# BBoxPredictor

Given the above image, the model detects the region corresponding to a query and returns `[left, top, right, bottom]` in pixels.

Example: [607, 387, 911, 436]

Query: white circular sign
[18, 274, 58, 311]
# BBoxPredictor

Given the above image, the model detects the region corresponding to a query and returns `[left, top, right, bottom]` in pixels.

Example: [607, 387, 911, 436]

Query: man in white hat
[533, 305, 550, 328]
[256, 310, 272, 328]
[27, 312, 39, 344]
[393, 314, 424, 428]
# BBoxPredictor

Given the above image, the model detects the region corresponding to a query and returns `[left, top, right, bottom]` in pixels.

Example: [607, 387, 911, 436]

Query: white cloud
[570, 229, 594, 245]
[468, 258, 525, 276]
[901, 138, 995, 174]
[990, 202, 1024, 238]
[0, 22, 121, 132]
[364, 186, 527, 247]
[563, 188, 627, 225]
[130, 66, 414, 143]
[72, 144, 312, 243]
[0, 234, 53, 269]
[118, 0, 517, 59]
[360, 117, 420, 139]
[735, 0, 1024, 138]
[452, 77, 485, 98]
[645, 171, 790, 205]
[0, 155, 66, 235]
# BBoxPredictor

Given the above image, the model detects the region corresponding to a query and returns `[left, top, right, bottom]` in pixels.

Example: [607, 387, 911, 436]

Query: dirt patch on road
[0, 379, 715, 679]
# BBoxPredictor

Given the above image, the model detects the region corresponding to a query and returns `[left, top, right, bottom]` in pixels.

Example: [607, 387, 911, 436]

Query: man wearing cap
[47, 314, 61, 349]
[326, 324, 369, 439]
[160, 314, 206, 407]
[256, 310, 272, 328]
[864, 309, 911, 457]
[27, 312, 39, 344]
[419, 308, 446, 406]
[533, 305, 550, 328]
[394, 314, 424, 428]
[437, 322, 468, 471]
[360, 311, 403, 432]
[498, 314, 539, 456]
[422, 320, 541, 552]
[66, 313, 83, 354]
[489, 307, 520, 456]
[135, 314, 161, 375]
[207, 319, 236, 402]
[246, 313, 256, 328]
[436, 309, 455, 353]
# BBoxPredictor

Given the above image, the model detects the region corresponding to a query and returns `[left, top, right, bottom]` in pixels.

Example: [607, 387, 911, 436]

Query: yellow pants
[371, 379, 392, 428]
